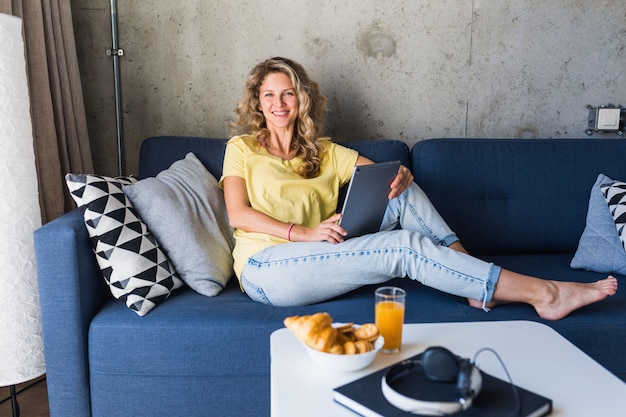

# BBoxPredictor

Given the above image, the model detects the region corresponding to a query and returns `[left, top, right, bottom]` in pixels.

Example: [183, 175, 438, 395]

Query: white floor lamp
[0, 13, 46, 417]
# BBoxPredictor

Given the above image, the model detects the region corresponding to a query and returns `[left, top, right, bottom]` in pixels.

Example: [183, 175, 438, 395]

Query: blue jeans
[240, 183, 500, 307]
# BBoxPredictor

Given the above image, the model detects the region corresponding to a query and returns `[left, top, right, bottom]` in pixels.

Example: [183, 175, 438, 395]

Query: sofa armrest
[35, 209, 110, 417]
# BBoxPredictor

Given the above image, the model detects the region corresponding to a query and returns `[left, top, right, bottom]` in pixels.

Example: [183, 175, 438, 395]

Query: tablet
[339, 160, 401, 239]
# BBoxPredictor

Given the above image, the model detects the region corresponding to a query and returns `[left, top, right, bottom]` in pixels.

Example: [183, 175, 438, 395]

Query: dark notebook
[333, 354, 552, 417]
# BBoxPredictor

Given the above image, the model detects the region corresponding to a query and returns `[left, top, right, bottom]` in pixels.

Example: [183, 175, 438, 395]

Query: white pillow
[66, 174, 183, 316]
[123, 153, 235, 296]
[602, 180, 626, 250]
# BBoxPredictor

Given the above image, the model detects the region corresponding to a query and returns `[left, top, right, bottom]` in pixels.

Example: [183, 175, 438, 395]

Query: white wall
[71, 1, 626, 175]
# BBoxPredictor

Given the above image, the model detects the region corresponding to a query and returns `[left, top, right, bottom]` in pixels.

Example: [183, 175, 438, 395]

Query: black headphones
[381, 346, 482, 416]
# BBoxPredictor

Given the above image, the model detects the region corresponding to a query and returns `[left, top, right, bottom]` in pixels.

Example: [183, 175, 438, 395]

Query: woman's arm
[222, 175, 346, 244]
[355, 155, 374, 166]
[222, 176, 292, 239]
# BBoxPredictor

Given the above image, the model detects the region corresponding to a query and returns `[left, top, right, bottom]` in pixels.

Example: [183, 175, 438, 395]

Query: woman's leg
[241, 229, 498, 307]
[471, 269, 618, 321]
[387, 184, 618, 318]
[241, 229, 617, 319]
[380, 182, 459, 246]
[383, 185, 494, 307]
[448, 234, 618, 319]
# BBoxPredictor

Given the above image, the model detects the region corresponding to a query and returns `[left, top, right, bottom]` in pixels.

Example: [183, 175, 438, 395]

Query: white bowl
[304, 333, 384, 372]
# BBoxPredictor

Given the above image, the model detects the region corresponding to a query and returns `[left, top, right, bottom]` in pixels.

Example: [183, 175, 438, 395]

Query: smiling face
[258, 72, 299, 132]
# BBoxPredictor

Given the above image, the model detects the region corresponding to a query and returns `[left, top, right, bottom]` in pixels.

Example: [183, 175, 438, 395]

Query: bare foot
[534, 276, 618, 321]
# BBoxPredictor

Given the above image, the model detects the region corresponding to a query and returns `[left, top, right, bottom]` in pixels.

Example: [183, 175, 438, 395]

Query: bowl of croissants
[284, 312, 384, 372]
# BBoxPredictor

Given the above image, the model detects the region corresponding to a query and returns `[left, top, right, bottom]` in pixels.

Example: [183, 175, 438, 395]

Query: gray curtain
[1, 0, 93, 223]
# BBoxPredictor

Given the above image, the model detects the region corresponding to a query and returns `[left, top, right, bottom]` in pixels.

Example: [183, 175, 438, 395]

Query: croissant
[284, 313, 379, 354]
[283, 312, 338, 352]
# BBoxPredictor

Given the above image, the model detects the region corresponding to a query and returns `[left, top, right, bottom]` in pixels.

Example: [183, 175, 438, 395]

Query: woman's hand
[290, 213, 346, 244]
[388, 165, 414, 199]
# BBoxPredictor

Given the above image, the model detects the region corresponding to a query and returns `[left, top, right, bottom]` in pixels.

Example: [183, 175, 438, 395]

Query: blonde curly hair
[232, 57, 328, 178]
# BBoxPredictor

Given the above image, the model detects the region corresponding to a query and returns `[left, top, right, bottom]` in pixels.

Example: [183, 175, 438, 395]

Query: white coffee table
[271, 320, 626, 417]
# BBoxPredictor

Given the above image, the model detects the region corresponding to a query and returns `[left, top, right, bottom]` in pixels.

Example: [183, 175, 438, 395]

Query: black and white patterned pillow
[601, 180, 626, 250]
[66, 174, 183, 316]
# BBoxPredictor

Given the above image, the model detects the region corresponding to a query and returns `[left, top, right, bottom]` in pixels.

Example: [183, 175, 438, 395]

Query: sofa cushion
[570, 174, 626, 275]
[602, 180, 626, 250]
[484, 253, 626, 379]
[88, 253, 626, 392]
[66, 173, 183, 316]
[123, 153, 235, 296]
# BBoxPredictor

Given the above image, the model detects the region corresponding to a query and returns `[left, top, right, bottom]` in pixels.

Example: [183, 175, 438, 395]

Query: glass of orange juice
[375, 286, 406, 353]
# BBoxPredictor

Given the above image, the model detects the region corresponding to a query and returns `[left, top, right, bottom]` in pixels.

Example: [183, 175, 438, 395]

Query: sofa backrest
[140, 136, 626, 256]
[138, 136, 411, 179]
[139, 135, 411, 215]
[139, 136, 229, 179]
[412, 138, 626, 255]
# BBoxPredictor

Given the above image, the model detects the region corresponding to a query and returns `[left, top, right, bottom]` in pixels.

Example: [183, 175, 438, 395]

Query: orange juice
[375, 300, 405, 352]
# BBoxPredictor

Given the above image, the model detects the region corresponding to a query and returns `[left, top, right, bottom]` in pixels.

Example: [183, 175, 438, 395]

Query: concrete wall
[71, 1, 626, 176]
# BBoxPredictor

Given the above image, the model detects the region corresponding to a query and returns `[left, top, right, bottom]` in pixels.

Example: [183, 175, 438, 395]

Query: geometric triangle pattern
[65, 173, 183, 316]
[601, 180, 626, 251]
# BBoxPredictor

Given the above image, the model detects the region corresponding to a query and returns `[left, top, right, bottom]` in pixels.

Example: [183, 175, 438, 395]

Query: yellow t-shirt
[220, 134, 359, 279]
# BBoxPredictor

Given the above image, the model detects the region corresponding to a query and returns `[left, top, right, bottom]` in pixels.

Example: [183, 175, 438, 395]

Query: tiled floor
[0, 375, 49, 417]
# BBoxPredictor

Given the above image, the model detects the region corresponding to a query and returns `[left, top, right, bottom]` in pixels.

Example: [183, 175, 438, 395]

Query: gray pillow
[570, 173, 626, 275]
[123, 153, 235, 296]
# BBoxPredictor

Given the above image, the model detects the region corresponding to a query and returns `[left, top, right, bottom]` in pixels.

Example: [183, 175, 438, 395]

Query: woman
[220, 57, 617, 320]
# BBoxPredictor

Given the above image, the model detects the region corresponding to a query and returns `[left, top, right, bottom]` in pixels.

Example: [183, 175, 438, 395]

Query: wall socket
[586, 105, 625, 136]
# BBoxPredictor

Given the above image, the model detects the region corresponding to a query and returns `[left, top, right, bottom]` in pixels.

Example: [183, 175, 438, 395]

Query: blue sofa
[35, 136, 626, 417]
